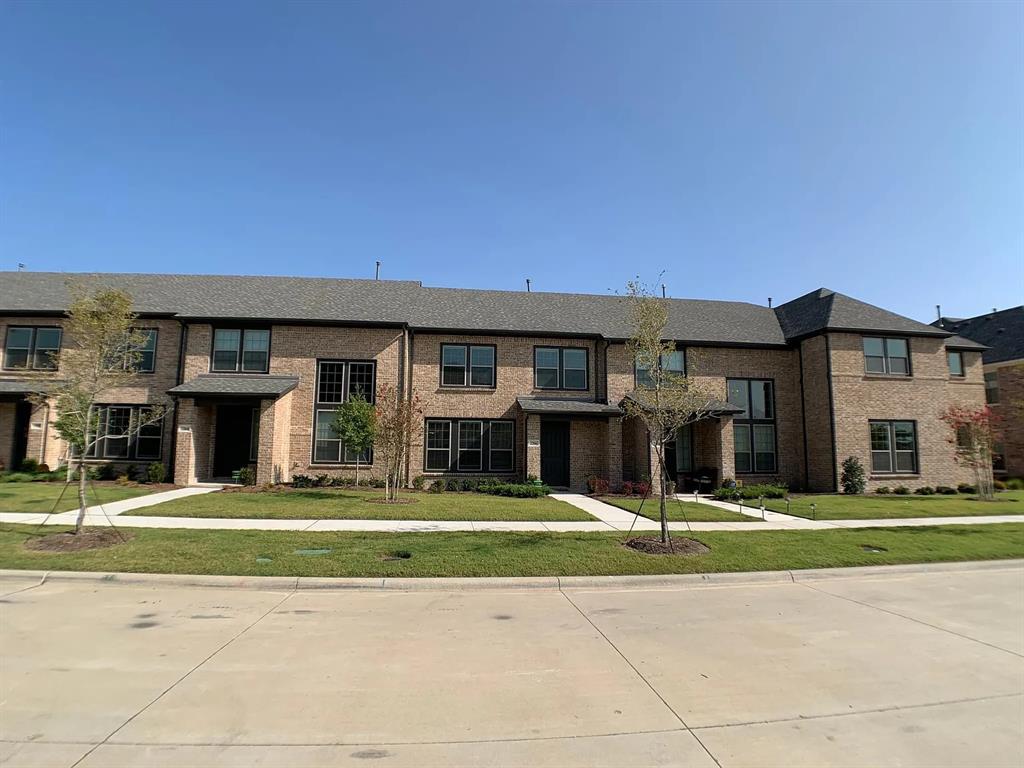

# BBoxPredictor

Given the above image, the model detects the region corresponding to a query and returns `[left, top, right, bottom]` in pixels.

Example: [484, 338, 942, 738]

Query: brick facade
[991, 362, 1024, 478]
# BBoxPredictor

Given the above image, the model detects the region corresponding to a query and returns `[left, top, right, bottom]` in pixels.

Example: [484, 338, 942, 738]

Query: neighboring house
[933, 307, 1024, 479]
[0, 273, 986, 493]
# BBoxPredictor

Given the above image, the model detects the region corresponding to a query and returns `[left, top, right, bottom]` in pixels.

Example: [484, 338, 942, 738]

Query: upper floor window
[3, 326, 62, 371]
[211, 328, 270, 373]
[534, 347, 588, 391]
[727, 378, 776, 473]
[111, 329, 157, 373]
[947, 350, 964, 377]
[440, 344, 496, 388]
[869, 420, 917, 474]
[985, 371, 999, 404]
[863, 337, 910, 376]
[312, 359, 376, 464]
[636, 348, 685, 388]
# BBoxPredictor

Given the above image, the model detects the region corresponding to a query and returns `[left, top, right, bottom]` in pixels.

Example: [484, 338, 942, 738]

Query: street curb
[1, 559, 1020, 592]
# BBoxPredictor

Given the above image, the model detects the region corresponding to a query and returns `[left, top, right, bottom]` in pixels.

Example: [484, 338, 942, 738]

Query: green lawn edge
[598, 496, 757, 522]
[0, 482, 158, 514]
[762, 491, 1024, 520]
[1, 522, 1021, 578]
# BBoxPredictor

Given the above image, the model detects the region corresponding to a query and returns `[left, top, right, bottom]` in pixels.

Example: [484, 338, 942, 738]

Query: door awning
[516, 396, 622, 417]
[168, 375, 299, 398]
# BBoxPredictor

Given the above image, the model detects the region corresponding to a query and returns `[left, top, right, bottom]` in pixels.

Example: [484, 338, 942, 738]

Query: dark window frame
[310, 359, 377, 466]
[123, 328, 158, 374]
[438, 343, 497, 389]
[985, 371, 999, 404]
[209, 327, 272, 374]
[84, 404, 165, 460]
[634, 345, 686, 389]
[868, 419, 919, 475]
[863, 336, 912, 377]
[533, 346, 589, 391]
[727, 378, 778, 474]
[946, 350, 964, 378]
[421, 417, 516, 474]
[3, 325, 63, 371]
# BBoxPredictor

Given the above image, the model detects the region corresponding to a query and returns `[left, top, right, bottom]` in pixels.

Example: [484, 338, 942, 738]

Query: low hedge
[713, 483, 787, 501]
[476, 481, 551, 498]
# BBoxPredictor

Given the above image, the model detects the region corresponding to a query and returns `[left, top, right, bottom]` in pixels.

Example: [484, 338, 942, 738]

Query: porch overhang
[620, 391, 744, 418]
[168, 374, 299, 398]
[0, 379, 60, 398]
[516, 396, 622, 418]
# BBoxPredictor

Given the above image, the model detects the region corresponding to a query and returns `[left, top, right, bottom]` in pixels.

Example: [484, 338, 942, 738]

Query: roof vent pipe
[768, 297, 773, 308]
[526, 278, 531, 292]
[375, 261, 381, 280]
[662, 284, 667, 298]
[936, 304, 942, 322]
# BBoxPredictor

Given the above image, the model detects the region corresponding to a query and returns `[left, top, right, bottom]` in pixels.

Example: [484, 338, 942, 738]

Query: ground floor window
[85, 405, 164, 460]
[313, 409, 372, 465]
[424, 418, 515, 473]
[869, 420, 918, 473]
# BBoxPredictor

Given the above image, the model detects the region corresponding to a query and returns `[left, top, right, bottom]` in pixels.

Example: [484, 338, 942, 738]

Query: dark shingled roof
[774, 288, 949, 341]
[168, 375, 299, 397]
[943, 334, 988, 351]
[932, 307, 1024, 364]
[620, 391, 744, 416]
[0, 272, 940, 348]
[0, 379, 59, 395]
[516, 396, 622, 416]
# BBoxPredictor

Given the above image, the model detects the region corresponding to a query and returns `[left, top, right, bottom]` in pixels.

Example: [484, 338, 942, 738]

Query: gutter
[167, 321, 188, 481]
[824, 334, 838, 492]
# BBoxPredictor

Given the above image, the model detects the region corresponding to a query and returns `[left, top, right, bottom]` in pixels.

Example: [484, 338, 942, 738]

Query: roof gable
[774, 287, 948, 340]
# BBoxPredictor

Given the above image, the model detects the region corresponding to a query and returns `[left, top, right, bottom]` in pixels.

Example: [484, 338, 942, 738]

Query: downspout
[167, 321, 188, 481]
[824, 333, 838, 492]
[798, 342, 809, 490]
[403, 327, 413, 487]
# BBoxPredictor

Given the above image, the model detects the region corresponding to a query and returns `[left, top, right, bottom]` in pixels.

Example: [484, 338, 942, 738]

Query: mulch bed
[624, 536, 710, 556]
[24, 528, 133, 553]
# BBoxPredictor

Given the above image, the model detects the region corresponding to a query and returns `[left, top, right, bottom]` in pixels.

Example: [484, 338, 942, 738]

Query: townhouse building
[0, 272, 987, 493]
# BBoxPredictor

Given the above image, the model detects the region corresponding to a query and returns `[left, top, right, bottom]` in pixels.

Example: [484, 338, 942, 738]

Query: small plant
[147, 462, 166, 484]
[18, 458, 39, 473]
[874, 486, 890, 494]
[994, 479, 1007, 491]
[292, 474, 315, 488]
[477, 481, 550, 498]
[429, 478, 446, 493]
[36, 463, 50, 473]
[893, 485, 910, 495]
[586, 475, 610, 495]
[935, 485, 957, 495]
[840, 456, 866, 495]
[957, 483, 976, 494]
[460, 477, 478, 492]
[412, 475, 425, 490]
[237, 466, 257, 486]
[115, 473, 132, 485]
[1006, 477, 1024, 490]
[914, 486, 935, 495]
[622, 480, 635, 496]
[95, 463, 116, 480]
[634, 480, 651, 497]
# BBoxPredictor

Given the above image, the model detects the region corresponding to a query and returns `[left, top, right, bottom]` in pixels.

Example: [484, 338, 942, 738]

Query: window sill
[532, 388, 590, 394]
[862, 374, 913, 381]
[308, 463, 374, 469]
[869, 474, 919, 479]
[436, 386, 497, 392]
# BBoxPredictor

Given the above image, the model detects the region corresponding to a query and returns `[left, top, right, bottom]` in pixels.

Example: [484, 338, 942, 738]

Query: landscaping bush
[893, 485, 910, 495]
[586, 475, 610, 495]
[0, 472, 39, 483]
[95, 463, 116, 481]
[994, 479, 1008, 491]
[460, 478, 478, 492]
[840, 456, 866, 495]
[634, 481, 650, 497]
[935, 485, 957, 495]
[914, 486, 935, 495]
[874, 486, 891, 495]
[147, 462, 166, 484]
[18, 458, 39, 473]
[36, 463, 50, 473]
[477, 481, 550, 498]
[1006, 477, 1024, 491]
[429, 478, 446, 493]
[957, 483, 976, 494]
[292, 474, 315, 488]
[714, 483, 787, 501]
[621, 480, 634, 496]
[412, 475, 426, 490]
[237, 466, 257, 486]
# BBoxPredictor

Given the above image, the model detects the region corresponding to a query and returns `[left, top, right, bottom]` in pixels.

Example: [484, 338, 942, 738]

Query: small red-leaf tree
[374, 384, 422, 502]
[940, 404, 1001, 501]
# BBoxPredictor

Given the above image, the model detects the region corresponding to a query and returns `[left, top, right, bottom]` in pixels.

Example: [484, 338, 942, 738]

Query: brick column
[525, 415, 541, 480]
[606, 416, 623, 490]
[174, 398, 199, 485]
[718, 416, 735, 484]
[256, 398, 277, 485]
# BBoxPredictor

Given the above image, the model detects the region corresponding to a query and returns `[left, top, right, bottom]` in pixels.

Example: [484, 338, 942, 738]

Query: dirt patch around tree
[624, 536, 710, 556]
[24, 528, 133, 553]
[362, 497, 418, 505]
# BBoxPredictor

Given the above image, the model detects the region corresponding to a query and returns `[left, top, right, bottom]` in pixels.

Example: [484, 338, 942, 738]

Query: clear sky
[1, 0, 1021, 322]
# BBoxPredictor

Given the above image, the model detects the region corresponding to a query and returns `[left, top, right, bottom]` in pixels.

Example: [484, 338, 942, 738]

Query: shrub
[36, 463, 50, 473]
[1006, 477, 1024, 491]
[292, 474, 315, 488]
[715, 483, 787, 501]
[95, 463, 116, 480]
[477, 481, 550, 498]
[893, 485, 910, 495]
[874, 486, 890, 495]
[18, 458, 39, 473]
[994, 479, 1008, 491]
[634, 481, 650, 497]
[115, 473, 133, 485]
[914, 486, 935, 495]
[935, 485, 957, 495]
[315, 474, 331, 487]
[957, 483, 976, 494]
[237, 466, 257, 486]
[586, 475, 610, 495]
[460, 478, 478, 492]
[0, 472, 38, 483]
[840, 456, 866, 495]
[712, 486, 739, 501]
[621, 480, 634, 496]
[412, 475, 426, 490]
[147, 462, 166, 484]
[429, 478, 445, 493]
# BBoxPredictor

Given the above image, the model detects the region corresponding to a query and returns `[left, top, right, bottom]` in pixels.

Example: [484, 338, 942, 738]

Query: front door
[540, 420, 570, 488]
[213, 405, 257, 478]
[11, 400, 31, 470]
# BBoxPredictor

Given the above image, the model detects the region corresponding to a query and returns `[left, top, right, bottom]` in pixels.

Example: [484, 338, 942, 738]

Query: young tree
[620, 280, 718, 544]
[332, 395, 376, 487]
[840, 456, 866, 495]
[941, 404, 1000, 501]
[30, 286, 168, 533]
[374, 384, 422, 502]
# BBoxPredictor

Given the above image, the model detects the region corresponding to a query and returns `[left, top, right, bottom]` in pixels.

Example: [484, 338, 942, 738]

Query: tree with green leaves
[30, 285, 168, 534]
[620, 280, 718, 545]
[332, 395, 376, 487]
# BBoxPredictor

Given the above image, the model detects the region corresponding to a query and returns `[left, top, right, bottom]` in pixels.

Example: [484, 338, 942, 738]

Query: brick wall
[800, 335, 835, 491]
[828, 333, 984, 491]
[992, 362, 1024, 478]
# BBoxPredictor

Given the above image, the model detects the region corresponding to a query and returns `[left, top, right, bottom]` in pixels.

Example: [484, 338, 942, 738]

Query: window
[675, 424, 693, 473]
[993, 442, 1006, 473]
[947, 351, 964, 377]
[636, 347, 685, 388]
[312, 360, 376, 464]
[423, 418, 515, 473]
[534, 347, 588, 390]
[440, 344, 495, 388]
[727, 379, 776, 473]
[863, 337, 910, 376]
[249, 408, 260, 462]
[869, 420, 918, 474]
[134, 329, 158, 373]
[211, 328, 270, 373]
[985, 372, 999, 404]
[85, 405, 164, 460]
[4, 326, 61, 370]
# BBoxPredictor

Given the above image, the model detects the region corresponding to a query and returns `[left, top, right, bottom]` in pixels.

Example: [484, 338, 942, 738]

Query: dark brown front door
[540, 420, 570, 487]
[213, 405, 256, 478]
[11, 400, 31, 470]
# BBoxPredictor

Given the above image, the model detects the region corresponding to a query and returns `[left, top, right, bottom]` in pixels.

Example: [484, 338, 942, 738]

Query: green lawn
[0, 523, 1020, 577]
[0, 482, 156, 514]
[763, 491, 1024, 520]
[599, 496, 758, 522]
[126, 488, 593, 522]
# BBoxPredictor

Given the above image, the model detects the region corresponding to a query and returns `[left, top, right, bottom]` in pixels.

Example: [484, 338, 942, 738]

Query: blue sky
[1, 0, 1020, 321]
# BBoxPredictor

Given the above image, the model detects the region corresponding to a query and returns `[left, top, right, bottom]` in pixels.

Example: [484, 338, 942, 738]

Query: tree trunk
[654, 443, 669, 545]
[355, 455, 361, 488]
[75, 457, 88, 534]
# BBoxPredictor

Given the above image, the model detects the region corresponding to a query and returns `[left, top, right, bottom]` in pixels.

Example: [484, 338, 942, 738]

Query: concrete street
[1, 563, 1022, 767]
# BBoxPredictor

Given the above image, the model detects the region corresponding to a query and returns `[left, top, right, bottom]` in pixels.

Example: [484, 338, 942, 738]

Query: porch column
[606, 416, 623, 490]
[0, 401, 15, 471]
[173, 398, 200, 486]
[718, 415, 736, 483]
[256, 392, 291, 486]
[525, 414, 541, 480]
